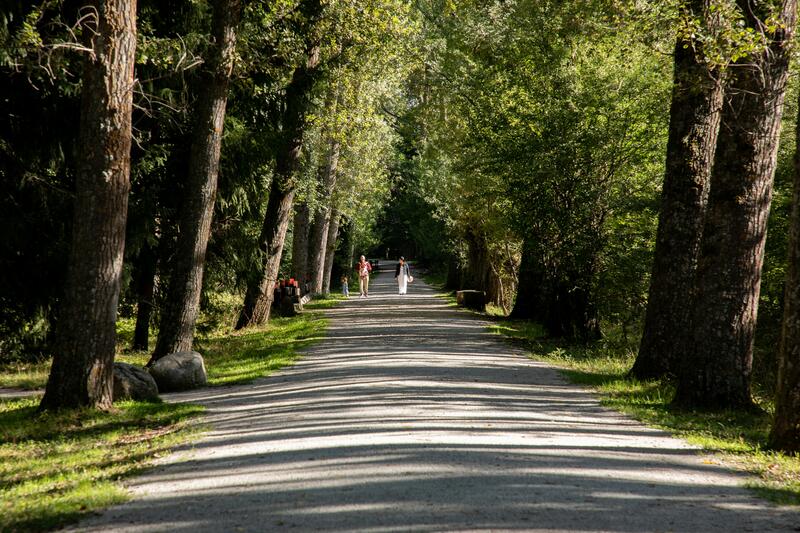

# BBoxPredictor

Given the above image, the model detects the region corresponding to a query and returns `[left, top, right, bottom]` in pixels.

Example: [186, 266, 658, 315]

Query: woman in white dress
[395, 256, 411, 295]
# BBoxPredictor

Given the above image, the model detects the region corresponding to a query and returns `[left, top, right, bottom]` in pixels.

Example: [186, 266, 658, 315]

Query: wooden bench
[456, 290, 486, 312]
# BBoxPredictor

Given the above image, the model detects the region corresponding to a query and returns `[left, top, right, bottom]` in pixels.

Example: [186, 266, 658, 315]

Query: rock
[456, 290, 487, 312]
[113, 362, 160, 402]
[149, 351, 208, 392]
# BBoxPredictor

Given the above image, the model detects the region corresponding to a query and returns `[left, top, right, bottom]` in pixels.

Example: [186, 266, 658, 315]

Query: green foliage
[0, 399, 203, 532]
[395, 0, 670, 326]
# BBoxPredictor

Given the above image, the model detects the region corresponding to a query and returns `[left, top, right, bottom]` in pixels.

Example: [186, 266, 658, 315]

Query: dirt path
[75, 271, 797, 532]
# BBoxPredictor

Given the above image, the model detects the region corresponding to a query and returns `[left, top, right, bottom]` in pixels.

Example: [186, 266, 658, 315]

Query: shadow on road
[76, 274, 797, 532]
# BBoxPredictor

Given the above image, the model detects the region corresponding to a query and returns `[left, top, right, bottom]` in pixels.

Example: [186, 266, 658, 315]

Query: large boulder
[113, 362, 160, 402]
[149, 351, 208, 392]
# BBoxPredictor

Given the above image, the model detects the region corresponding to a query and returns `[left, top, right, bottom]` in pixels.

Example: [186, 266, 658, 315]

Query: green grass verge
[0, 398, 203, 532]
[489, 318, 800, 506]
[0, 309, 330, 391]
[304, 293, 347, 310]
[0, 303, 332, 531]
[197, 311, 328, 387]
[0, 363, 49, 390]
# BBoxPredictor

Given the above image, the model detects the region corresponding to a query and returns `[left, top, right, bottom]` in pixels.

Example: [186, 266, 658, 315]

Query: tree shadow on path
[74, 276, 798, 532]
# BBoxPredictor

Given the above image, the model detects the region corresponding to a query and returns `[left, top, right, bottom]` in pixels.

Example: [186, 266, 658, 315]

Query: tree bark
[673, 0, 797, 409]
[236, 44, 321, 329]
[464, 229, 490, 292]
[445, 255, 462, 291]
[309, 138, 340, 293]
[542, 275, 601, 342]
[292, 202, 311, 286]
[40, 0, 136, 410]
[322, 208, 341, 294]
[151, 0, 241, 362]
[631, 1, 723, 380]
[510, 239, 543, 320]
[769, 88, 800, 453]
[132, 242, 157, 351]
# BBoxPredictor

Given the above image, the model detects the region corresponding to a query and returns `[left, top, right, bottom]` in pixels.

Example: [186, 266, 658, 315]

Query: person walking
[357, 255, 372, 298]
[341, 274, 350, 298]
[395, 256, 412, 295]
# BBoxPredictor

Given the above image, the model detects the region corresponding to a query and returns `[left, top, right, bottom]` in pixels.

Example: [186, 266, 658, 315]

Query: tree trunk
[673, 0, 796, 409]
[541, 272, 601, 342]
[464, 229, 489, 292]
[346, 221, 356, 277]
[769, 88, 800, 453]
[445, 255, 462, 290]
[631, 1, 723, 380]
[150, 0, 241, 362]
[322, 208, 341, 294]
[236, 45, 321, 329]
[309, 138, 340, 293]
[510, 239, 543, 320]
[292, 202, 311, 286]
[40, 0, 136, 411]
[132, 242, 157, 351]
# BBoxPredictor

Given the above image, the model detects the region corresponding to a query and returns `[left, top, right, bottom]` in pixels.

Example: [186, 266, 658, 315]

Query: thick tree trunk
[151, 0, 241, 362]
[40, 0, 136, 410]
[322, 208, 341, 294]
[236, 45, 321, 329]
[346, 222, 356, 277]
[445, 256, 462, 290]
[292, 202, 311, 286]
[541, 269, 601, 342]
[132, 242, 157, 351]
[464, 230, 489, 292]
[769, 89, 800, 453]
[674, 0, 796, 409]
[309, 139, 340, 293]
[237, 184, 296, 328]
[631, 2, 723, 380]
[510, 239, 543, 320]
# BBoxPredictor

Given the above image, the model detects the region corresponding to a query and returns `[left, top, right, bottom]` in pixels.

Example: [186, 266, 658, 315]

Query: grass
[304, 293, 348, 310]
[0, 398, 203, 532]
[0, 299, 335, 531]
[0, 362, 50, 390]
[0, 306, 331, 391]
[197, 311, 328, 387]
[489, 318, 800, 506]
[420, 269, 447, 288]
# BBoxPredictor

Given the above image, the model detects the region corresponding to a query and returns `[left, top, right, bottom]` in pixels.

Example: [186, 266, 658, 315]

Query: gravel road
[73, 271, 798, 532]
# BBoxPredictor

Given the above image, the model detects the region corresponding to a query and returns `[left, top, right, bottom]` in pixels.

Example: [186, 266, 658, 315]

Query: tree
[131, 241, 157, 350]
[292, 203, 311, 284]
[151, 0, 243, 362]
[769, 87, 800, 453]
[236, 0, 411, 326]
[40, 0, 137, 410]
[631, 0, 724, 380]
[309, 137, 341, 293]
[674, 0, 797, 409]
[322, 208, 341, 293]
[236, 40, 322, 329]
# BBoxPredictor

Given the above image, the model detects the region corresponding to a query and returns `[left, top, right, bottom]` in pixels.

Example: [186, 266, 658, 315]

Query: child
[341, 274, 350, 298]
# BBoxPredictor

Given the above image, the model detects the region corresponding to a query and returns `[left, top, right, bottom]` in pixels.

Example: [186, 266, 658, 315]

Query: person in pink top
[357, 255, 372, 298]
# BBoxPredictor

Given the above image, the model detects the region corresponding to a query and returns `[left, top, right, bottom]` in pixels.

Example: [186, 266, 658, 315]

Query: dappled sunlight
[75, 276, 798, 532]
